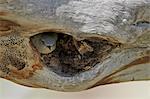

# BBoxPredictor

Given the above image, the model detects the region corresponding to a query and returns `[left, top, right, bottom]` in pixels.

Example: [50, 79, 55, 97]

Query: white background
[0, 78, 150, 99]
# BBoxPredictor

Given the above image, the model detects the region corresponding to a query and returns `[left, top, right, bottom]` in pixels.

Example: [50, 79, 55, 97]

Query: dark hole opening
[31, 32, 117, 77]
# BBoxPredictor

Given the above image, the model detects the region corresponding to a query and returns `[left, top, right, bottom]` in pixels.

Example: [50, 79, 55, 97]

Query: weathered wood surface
[0, 0, 149, 91]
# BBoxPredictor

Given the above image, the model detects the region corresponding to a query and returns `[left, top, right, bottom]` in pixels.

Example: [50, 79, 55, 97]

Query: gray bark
[0, 0, 149, 91]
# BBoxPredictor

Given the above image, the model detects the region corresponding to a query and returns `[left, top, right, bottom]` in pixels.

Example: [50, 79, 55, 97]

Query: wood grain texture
[0, 0, 149, 91]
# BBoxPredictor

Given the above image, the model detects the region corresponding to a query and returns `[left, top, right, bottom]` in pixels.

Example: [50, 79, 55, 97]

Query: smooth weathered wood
[0, 0, 149, 91]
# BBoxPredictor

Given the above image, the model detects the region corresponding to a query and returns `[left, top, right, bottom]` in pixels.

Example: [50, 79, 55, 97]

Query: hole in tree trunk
[30, 32, 118, 77]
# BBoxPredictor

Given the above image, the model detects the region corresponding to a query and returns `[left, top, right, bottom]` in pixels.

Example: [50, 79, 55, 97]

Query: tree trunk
[0, 0, 149, 91]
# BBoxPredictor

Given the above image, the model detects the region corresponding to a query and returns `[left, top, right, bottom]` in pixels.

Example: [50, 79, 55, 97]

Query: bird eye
[30, 32, 58, 54]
